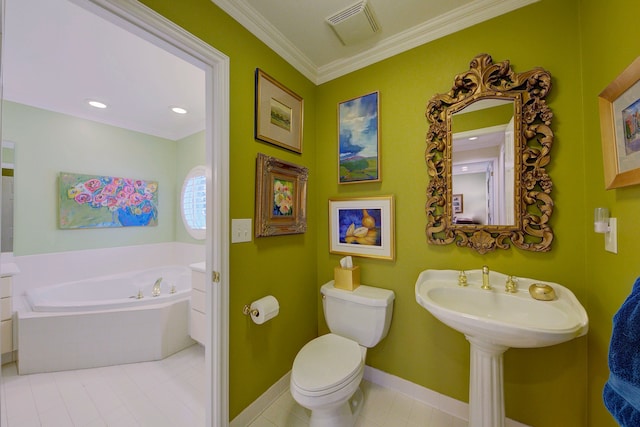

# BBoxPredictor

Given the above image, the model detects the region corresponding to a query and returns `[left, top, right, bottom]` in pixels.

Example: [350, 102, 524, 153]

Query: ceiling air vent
[326, 0, 380, 46]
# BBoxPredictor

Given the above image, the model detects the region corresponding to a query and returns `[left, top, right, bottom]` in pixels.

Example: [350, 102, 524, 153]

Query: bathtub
[17, 265, 196, 374]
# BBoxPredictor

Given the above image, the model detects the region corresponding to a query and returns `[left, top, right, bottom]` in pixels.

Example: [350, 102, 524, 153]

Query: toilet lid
[292, 333, 363, 393]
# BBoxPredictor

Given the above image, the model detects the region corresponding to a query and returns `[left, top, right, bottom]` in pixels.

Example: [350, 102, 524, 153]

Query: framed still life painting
[255, 153, 308, 237]
[329, 196, 394, 260]
[599, 56, 640, 189]
[255, 68, 304, 154]
[338, 91, 380, 184]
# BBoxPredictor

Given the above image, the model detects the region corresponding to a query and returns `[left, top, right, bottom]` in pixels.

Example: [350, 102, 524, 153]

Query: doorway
[0, 0, 229, 425]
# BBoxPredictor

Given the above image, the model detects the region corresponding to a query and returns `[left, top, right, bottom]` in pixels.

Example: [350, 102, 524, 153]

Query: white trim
[363, 365, 531, 427]
[229, 372, 291, 427]
[210, 0, 318, 82]
[211, 0, 538, 84]
[73, 2, 230, 426]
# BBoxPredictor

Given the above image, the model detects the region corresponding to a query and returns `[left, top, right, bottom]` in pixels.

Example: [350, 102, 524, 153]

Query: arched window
[181, 166, 207, 240]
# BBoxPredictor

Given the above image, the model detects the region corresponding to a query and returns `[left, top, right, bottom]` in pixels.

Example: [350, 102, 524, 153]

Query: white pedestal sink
[415, 269, 588, 427]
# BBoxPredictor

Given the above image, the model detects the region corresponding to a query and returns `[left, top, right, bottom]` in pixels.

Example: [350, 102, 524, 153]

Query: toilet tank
[321, 281, 395, 348]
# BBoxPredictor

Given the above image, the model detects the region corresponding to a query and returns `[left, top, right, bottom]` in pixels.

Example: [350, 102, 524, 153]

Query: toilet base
[308, 386, 363, 427]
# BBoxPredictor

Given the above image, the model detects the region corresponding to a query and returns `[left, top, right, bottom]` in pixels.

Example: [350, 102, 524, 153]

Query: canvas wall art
[329, 196, 394, 260]
[338, 91, 380, 184]
[59, 172, 158, 229]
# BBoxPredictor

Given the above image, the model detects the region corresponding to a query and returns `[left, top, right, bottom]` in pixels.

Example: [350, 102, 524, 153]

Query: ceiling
[3, 0, 206, 141]
[2, 0, 536, 140]
[212, 0, 538, 84]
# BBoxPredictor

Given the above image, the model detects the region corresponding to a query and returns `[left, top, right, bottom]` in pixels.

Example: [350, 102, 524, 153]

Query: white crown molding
[211, 0, 319, 83]
[317, 0, 539, 83]
[212, 0, 538, 85]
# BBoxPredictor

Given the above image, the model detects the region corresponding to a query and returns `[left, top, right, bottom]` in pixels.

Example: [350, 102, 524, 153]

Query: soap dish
[529, 283, 556, 301]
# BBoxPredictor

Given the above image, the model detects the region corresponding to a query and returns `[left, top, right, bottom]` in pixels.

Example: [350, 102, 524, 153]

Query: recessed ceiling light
[87, 100, 107, 109]
[171, 106, 188, 115]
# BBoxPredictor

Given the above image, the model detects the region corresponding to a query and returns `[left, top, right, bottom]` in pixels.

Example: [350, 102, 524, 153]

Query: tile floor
[1, 344, 467, 426]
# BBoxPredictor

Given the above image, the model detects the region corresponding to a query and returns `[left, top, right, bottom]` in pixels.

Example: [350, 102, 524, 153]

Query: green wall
[581, 0, 640, 425]
[2, 101, 178, 255]
[316, 1, 588, 426]
[139, 0, 319, 418]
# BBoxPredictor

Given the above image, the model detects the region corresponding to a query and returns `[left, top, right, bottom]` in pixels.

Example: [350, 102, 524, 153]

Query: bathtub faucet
[152, 278, 163, 297]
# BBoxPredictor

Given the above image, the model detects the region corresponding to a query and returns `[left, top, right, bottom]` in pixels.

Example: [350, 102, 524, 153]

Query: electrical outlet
[231, 219, 252, 243]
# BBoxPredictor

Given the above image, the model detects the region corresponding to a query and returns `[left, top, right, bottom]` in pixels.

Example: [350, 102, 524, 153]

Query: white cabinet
[0, 275, 13, 355]
[189, 262, 206, 345]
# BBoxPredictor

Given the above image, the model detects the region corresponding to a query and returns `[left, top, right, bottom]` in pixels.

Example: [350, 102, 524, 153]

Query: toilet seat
[291, 333, 363, 397]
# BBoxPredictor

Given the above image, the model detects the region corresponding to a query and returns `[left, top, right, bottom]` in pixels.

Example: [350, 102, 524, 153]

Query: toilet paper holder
[242, 304, 259, 317]
[242, 295, 280, 324]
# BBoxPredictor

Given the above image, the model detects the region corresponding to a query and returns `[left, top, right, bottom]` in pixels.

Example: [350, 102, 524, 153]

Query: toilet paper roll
[250, 295, 279, 325]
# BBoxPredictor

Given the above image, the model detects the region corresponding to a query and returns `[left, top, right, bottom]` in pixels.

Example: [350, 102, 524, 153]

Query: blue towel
[604, 276, 640, 426]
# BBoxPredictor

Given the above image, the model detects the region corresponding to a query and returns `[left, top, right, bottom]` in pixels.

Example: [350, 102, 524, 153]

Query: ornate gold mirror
[425, 54, 554, 253]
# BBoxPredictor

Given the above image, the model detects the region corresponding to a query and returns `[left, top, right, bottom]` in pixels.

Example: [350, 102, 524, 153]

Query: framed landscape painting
[338, 91, 380, 184]
[255, 68, 304, 154]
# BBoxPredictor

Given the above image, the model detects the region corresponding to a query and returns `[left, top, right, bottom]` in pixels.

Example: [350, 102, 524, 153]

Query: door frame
[75, 1, 231, 425]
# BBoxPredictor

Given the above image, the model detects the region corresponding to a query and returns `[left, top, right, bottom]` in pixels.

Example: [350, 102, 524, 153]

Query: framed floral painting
[59, 172, 158, 228]
[329, 196, 394, 260]
[255, 153, 308, 237]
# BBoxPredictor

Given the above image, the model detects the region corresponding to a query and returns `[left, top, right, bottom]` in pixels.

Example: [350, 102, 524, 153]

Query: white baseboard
[231, 365, 530, 427]
[363, 365, 530, 427]
[230, 371, 291, 427]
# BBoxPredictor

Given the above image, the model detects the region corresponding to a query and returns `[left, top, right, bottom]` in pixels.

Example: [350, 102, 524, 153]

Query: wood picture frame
[599, 56, 640, 189]
[255, 68, 304, 154]
[338, 91, 380, 184]
[255, 153, 308, 237]
[329, 196, 394, 260]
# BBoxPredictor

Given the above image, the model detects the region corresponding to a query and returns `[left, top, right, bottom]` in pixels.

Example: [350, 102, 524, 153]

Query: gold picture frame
[255, 153, 308, 237]
[255, 68, 304, 154]
[599, 56, 640, 189]
[328, 196, 395, 260]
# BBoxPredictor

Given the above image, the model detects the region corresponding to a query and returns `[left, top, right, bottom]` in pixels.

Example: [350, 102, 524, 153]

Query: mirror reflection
[451, 99, 515, 226]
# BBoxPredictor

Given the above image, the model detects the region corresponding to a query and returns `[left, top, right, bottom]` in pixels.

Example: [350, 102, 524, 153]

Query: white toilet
[290, 281, 395, 427]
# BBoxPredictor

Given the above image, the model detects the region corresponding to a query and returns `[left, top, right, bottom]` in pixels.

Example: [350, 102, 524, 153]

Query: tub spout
[152, 278, 163, 297]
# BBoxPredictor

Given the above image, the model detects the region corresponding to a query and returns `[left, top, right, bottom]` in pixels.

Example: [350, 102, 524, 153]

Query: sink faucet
[152, 278, 163, 297]
[481, 265, 491, 290]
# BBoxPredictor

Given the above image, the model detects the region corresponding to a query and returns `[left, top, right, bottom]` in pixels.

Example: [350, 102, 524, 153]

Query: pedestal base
[466, 336, 509, 427]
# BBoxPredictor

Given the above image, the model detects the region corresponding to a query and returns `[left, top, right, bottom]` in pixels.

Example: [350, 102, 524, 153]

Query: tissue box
[334, 266, 360, 291]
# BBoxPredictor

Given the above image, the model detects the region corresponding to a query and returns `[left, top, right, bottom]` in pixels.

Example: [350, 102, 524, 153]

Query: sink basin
[416, 269, 589, 426]
[415, 269, 588, 348]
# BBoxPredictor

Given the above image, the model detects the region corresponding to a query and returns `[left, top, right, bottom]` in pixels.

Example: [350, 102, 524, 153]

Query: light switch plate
[605, 217, 617, 254]
[231, 218, 252, 243]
